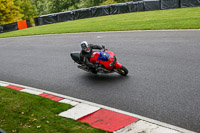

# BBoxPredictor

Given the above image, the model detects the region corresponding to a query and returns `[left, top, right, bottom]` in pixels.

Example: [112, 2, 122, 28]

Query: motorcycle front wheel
[117, 66, 128, 76]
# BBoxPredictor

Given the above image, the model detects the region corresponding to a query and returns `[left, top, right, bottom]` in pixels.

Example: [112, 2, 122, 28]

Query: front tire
[117, 66, 128, 76]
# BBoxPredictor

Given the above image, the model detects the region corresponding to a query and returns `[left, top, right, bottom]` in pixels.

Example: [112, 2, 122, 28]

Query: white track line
[1, 29, 200, 39]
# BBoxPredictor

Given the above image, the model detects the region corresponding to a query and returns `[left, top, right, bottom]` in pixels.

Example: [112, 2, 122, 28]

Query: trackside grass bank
[0, 87, 107, 133]
[0, 7, 200, 38]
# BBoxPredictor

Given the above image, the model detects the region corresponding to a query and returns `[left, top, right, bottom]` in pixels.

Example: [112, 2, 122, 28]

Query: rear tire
[117, 66, 128, 76]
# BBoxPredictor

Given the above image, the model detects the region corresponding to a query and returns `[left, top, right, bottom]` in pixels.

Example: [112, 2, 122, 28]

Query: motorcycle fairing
[97, 51, 110, 61]
[90, 50, 122, 70]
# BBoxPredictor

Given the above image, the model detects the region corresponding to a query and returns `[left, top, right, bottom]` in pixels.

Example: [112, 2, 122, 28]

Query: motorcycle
[70, 46, 128, 76]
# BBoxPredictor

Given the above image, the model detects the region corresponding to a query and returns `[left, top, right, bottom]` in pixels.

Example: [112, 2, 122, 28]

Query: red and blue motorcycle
[70, 46, 128, 76]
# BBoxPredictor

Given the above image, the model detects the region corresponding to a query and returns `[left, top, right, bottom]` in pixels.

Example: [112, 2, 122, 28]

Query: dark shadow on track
[79, 73, 130, 84]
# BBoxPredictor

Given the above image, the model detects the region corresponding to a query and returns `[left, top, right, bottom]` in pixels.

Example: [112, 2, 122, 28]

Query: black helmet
[81, 41, 90, 53]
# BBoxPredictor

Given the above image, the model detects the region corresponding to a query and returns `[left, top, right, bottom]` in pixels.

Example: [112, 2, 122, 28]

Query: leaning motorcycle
[70, 46, 128, 76]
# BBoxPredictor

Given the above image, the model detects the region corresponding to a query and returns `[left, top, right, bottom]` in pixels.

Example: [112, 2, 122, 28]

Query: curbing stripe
[59, 103, 100, 120]
[59, 99, 80, 106]
[51, 97, 64, 101]
[6, 85, 24, 90]
[0, 83, 8, 87]
[39, 93, 64, 101]
[0, 80, 196, 133]
[114, 120, 180, 133]
[78, 108, 139, 132]
[21, 89, 43, 95]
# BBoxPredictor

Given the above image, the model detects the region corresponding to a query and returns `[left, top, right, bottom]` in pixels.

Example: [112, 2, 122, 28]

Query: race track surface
[0, 30, 200, 132]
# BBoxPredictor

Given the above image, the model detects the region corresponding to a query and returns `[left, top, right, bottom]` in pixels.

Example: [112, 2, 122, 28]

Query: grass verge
[0, 7, 200, 38]
[0, 87, 107, 133]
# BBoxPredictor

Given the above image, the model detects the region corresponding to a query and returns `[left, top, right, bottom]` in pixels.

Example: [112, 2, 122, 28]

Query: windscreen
[97, 51, 110, 61]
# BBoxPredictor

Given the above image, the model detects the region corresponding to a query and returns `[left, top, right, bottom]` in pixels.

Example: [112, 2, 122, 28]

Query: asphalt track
[0, 30, 200, 132]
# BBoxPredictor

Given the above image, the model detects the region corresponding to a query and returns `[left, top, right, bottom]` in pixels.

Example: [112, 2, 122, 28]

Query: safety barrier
[161, 0, 180, 9]
[91, 5, 110, 17]
[144, 0, 161, 11]
[181, 0, 200, 8]
[1, 0, 200, 32]
[0, 20, 31, 33]
[33, 0, 200, 26]
[109, 3, 130, 14]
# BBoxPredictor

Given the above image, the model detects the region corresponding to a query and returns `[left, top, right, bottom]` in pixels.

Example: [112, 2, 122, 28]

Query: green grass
[0, 87, 107, 133]
[0, 7, 200, 38]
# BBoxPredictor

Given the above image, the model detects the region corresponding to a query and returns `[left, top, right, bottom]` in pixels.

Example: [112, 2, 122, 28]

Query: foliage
[0, 87, 107, 133]
[0, 0, 23, 25]
[66, 0, 131, 11]
[80, 0, 106, 8]
[49, 0, 80, 13]
[67, 0, 105, 10]
[31, 0, 81, 15]
[15, 0, 37, 23]
[115, 0, 130, 3]
[31, 0, 51, 16]
[100, 0, 117, 5]
[0, 0, 133, 24]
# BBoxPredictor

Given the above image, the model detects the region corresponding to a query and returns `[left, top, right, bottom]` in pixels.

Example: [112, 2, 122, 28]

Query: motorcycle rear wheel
[117, 66, 128, 76]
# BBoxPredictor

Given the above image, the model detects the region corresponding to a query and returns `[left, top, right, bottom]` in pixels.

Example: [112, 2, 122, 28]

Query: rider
[80, 41, 103, 73]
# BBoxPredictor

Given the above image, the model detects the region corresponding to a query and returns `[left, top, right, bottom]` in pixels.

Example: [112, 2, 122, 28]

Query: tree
[31, 0, 51, 16]
[101, 0, 117, 5]
[77, 0, 106, 8]
[49, 0, 80, 13]
[115, 0, 130, 3]
[15, 0, 37, 21]
[0, 0, 23, 25]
